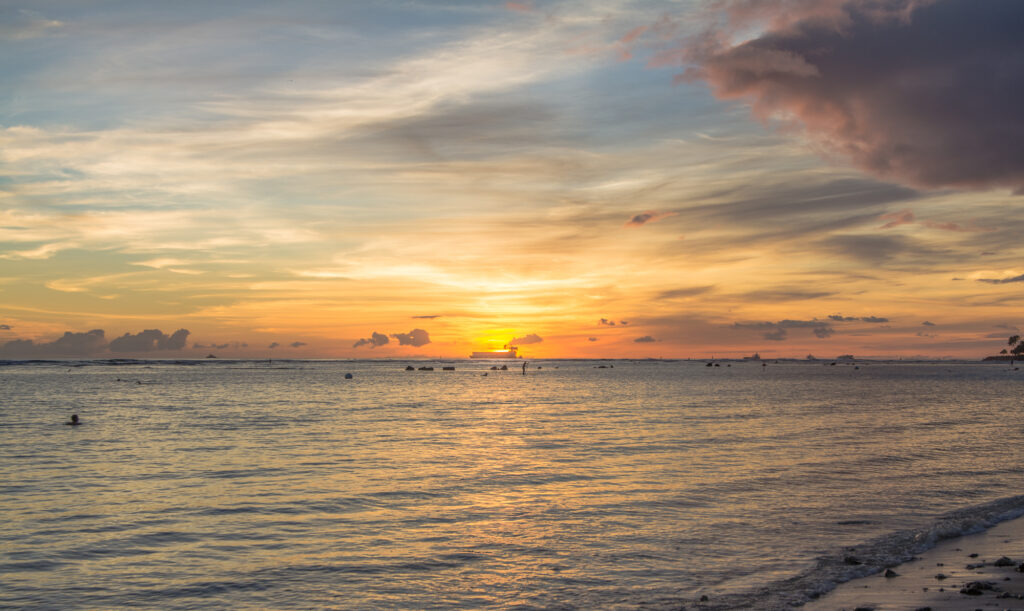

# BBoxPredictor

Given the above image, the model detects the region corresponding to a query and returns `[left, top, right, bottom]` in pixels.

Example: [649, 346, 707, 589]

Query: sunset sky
[2, 0, 1023, 359]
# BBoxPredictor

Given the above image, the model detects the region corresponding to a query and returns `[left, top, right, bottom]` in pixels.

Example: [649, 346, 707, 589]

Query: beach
[803, 516, 1024, 610]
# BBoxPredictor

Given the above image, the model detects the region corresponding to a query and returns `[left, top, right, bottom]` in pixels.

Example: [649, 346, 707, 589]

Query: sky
[1, 0, 1023, 360]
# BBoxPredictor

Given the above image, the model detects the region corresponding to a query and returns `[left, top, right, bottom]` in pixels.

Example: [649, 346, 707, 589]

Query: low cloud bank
[109, 329, 190, 352]
[353, 328, 432, 348]
[0, 328, 190, 357]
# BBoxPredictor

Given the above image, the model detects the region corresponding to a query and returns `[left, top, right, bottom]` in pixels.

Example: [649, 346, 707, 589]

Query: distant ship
[470, 346, 519, 359]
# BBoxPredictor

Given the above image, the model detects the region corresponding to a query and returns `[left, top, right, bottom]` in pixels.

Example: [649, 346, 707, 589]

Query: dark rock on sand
[959, 580, 996, 596]
[934, 573, 948, 580]
[884, 569, 899, 578]
[844, 556, 863, 565]
[993, 556, 1015, 567]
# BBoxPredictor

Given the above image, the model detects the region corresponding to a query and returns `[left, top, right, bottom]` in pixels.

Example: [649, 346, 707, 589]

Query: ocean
[2, 359, 1023, 609]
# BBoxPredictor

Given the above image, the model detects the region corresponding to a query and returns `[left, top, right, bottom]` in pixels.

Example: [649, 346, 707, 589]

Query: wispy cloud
[977, 274, 1024, 285]
[625, 210, 676, 226]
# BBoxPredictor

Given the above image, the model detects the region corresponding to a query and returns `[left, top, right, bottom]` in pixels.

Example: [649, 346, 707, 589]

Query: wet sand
[802, 516, 1024, 610]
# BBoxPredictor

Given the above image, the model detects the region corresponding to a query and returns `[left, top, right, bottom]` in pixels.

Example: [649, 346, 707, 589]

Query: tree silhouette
[1006, 335, 1024, 364]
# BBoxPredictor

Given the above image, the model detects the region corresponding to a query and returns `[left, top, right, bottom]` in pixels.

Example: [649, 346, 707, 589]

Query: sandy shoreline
[801, 515, 1024, 610]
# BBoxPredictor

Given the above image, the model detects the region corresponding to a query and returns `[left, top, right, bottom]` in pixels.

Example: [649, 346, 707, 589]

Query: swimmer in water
[65, 414, 81, 426]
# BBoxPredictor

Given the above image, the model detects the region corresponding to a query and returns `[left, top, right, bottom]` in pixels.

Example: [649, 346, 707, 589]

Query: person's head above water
[66, 414, 80, 425]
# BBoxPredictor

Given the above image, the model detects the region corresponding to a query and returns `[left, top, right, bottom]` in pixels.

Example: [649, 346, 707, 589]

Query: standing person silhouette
[522, 361, 528, 375]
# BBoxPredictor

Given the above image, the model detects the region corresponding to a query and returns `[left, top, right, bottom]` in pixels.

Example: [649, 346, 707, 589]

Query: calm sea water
[2, 359, 1023, 610]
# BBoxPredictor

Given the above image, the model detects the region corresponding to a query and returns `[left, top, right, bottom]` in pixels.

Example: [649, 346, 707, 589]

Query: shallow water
[2, 360, 1023, 609]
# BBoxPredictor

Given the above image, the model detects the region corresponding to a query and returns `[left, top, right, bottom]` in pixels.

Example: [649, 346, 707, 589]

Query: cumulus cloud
[588, 337, 598, 342]
[599, 318, 616, 326]
[390, 328, 431, 347]
[922, 321, 935, 326]
[811, 323, 835, 337]
[353, 332, 390, 348]
[734, 319, 834, 341]
[634, 335, 657, 343]
[109, 329, 189, 352]
[0, 329, 107, 357]
[509, 333, 543, 346]
[685, 0, 1024, 192]
[290, 341, 307, 348]
[269, 342, 280, 349]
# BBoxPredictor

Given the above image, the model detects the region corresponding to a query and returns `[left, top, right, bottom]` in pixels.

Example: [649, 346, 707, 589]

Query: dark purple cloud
[734, 319, 834, 341]
[290, 341, 307, 348]
[634, 335, 657, 343]
[109, 329, 189, 352]
[353, 332, 390, 348]
[390, 328, 430, 347]
[685, 0, 1024, 192]
[0, 329, 106, 357]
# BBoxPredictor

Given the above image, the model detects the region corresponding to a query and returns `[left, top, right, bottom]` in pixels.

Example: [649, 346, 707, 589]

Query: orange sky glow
[2, 1, 1022, 360]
